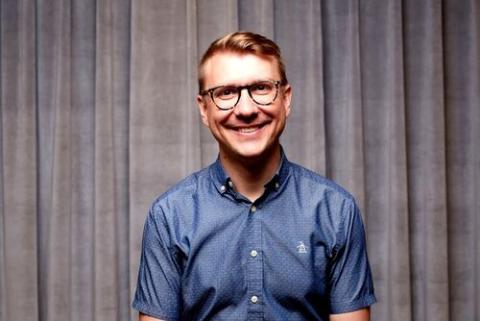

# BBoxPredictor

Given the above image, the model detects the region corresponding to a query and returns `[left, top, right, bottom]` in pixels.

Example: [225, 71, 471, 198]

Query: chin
[229, 142, 278, 161]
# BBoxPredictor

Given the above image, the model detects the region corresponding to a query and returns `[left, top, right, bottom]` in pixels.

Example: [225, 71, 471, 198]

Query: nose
[233, 88, 258, 118]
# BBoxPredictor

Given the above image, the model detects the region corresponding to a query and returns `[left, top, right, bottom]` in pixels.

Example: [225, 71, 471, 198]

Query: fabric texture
[0, 1, 479, 321]
[133, 152, 376, 320]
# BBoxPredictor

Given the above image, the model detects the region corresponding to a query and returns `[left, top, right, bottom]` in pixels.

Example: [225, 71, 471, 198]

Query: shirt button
[228, 180, 233, 188]
[220, 185, 226, 192]
[250, 295, 258, 304]
[251, 205, 256, 213]
[275, 182, 280, 189]
[250, 250, 258, 257]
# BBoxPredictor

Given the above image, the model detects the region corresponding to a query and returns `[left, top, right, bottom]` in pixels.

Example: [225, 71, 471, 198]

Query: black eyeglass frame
[199, 80, 285, 110]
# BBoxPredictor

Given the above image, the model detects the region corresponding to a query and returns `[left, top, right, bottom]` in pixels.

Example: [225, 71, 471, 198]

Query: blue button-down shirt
[133, 152, 376, 320]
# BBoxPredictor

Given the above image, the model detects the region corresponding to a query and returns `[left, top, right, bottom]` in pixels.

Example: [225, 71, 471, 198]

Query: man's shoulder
[140, 164, 219, 232]
[152, 164, 212, 206]
[287, 161, 355, 202]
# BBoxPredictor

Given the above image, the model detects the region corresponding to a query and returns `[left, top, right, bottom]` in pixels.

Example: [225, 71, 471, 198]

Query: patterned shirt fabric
[133, 152, 376, 321]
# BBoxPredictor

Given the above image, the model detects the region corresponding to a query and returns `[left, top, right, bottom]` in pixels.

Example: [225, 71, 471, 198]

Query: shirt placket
[246, 202, 263, 320]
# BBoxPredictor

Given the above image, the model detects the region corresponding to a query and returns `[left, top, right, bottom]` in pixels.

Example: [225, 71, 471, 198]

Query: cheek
[270, 108, 287, 122]
[209, 110, 231, 126]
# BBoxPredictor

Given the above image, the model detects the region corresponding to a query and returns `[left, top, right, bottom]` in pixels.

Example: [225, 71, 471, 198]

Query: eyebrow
[216, 78, 275, 87]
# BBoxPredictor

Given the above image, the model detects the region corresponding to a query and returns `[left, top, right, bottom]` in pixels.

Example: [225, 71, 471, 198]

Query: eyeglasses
[200, 80, 283, 110]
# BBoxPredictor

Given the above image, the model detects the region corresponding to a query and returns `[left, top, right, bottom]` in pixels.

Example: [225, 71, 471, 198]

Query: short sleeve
[328, 199, 376, 314]
[132, 204, 182, 320]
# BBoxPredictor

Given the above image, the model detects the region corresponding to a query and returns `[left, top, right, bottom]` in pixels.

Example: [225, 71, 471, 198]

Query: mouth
[231, 122, 269, 134]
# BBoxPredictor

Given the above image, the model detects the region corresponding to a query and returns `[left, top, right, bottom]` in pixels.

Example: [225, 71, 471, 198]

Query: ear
[196, 95, 210, 128]
[282, 84, 292, 117]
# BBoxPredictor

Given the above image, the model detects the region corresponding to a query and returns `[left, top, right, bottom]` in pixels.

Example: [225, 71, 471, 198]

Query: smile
[233, 123, 268, 134]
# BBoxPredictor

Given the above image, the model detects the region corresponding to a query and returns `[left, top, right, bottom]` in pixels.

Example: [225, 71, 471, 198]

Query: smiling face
[197, 52, 292, 164]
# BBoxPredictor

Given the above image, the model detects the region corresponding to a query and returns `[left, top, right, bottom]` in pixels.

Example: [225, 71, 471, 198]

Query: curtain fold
[1, 1, 479, 321]
[360, 1, 411, 320]
[37, 1, 81, 320]
[321, 0, 365, 214]
[1, 1, 38, 320]
[94, 0, 131, 320]
[404, 1, 449, 321]
[444, 0, 480, 319]
[69, 1, 96, 320]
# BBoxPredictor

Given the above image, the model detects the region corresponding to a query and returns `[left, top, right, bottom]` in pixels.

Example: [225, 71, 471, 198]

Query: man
[133, 31, 376, 321]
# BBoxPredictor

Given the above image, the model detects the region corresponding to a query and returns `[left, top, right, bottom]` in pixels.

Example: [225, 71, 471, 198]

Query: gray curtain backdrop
[1, 0, 479, 321]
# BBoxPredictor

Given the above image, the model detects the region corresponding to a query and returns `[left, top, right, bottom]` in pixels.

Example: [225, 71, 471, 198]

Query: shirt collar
[209, 147, 291, 196]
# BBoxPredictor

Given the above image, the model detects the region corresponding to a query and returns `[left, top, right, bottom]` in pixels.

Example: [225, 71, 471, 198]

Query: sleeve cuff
[132, 299, 178, 321]
[329, 293, 377, 314]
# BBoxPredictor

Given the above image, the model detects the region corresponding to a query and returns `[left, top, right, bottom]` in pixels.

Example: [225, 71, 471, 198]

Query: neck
[220, 145, 281, 202]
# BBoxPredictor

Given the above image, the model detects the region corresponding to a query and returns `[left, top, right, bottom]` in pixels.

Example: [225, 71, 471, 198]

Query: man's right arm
[134, 206, 182, 320]
[139, 312, 166, 321]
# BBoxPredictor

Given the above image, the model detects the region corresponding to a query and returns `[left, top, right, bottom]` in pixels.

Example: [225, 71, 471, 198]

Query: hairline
[198, 50, 283, 92]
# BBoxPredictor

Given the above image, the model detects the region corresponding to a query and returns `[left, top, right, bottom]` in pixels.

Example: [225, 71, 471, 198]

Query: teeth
[238, 127, 259, 133]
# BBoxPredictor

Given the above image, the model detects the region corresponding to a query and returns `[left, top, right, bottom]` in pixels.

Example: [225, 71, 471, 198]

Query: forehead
[202, 52, 280, 87]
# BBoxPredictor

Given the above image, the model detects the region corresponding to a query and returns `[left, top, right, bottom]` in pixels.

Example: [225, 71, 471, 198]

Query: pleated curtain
[0, 1, 479, 321]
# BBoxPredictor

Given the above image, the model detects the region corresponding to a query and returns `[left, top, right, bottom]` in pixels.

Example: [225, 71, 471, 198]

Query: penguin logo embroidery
[296, 241, 308, 254]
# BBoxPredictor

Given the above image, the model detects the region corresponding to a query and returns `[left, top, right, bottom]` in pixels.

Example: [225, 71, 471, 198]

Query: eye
[250, 82, 274, 95]
[213, 86, 238, 100]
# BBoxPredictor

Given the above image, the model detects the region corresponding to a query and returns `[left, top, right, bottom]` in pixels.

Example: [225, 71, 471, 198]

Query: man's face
[197, 52, 292, 162]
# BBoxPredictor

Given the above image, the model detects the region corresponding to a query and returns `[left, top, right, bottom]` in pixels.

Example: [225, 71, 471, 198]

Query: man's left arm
[330, 308, 370, 321]
[328, 199, 376, 315]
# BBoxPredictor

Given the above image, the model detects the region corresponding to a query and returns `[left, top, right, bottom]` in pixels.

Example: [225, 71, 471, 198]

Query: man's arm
[133, 206, 182, 319]
[139, 312, 166, 321]
[330, 308, 370, 321]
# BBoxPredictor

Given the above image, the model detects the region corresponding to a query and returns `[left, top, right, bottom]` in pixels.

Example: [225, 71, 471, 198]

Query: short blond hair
[198, 31, 288, 91]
